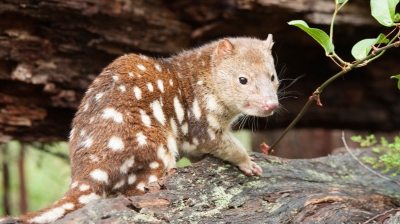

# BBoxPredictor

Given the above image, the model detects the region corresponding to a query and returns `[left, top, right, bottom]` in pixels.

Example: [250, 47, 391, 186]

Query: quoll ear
[265, 34, 274, 50]
[217, 38, 235, 60]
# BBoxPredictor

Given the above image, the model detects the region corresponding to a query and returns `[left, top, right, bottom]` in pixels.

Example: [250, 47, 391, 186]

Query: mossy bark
[49, 151, 400, 223]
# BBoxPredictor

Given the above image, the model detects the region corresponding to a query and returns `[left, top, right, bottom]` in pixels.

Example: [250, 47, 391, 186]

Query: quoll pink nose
[262, 100, 279, 112]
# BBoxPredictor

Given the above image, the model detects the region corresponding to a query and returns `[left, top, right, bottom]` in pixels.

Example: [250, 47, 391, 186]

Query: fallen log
[20, 150, 399, 223]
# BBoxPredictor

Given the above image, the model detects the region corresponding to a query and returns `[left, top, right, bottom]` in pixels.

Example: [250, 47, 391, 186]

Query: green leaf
[351, 33, 389, 60]
[288, 20, 334, 55]
[395, 13, 400, 22]
[335, 0, 346, 3]
[391, 74, 400, 89]
[371, 0, 399, 27]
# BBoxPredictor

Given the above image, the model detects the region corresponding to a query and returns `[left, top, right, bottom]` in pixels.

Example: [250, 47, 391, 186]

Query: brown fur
[7, 35, 279, 223]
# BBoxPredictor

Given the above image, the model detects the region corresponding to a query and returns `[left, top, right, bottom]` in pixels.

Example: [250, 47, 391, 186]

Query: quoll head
[211, 34, 280, 117]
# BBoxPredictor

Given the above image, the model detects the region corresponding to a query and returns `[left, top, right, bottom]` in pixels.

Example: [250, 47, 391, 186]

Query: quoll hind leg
[123, 159, 167, 197]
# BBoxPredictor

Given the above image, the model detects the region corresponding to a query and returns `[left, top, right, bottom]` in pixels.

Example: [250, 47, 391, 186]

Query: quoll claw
[238, 161, 263, 177]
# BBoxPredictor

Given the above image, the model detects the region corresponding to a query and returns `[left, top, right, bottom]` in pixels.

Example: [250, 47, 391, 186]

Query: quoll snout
[262, 99, 279, 114]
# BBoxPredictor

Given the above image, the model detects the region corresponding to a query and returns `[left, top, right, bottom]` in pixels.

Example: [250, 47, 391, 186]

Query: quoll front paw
[238, 159, 263, 176]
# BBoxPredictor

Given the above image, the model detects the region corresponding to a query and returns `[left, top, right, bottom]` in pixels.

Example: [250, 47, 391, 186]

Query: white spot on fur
[169, 79, 173, 86]
[89, 117, 94, 123]
[197, 80, 203, 85]
[137, 64, 146, 71]
[147, 83, 154, 92]
[112, 75, 119, 81]
[95, 92, 104, 102]
[71, 181, 78, 188]
[136, 132, 147, 146]
[120, 156, 135, 174]
[139, 55, 148, 60]
[148, 175, 158, 183]
[80, 130, 86, 137]
[181, 122, 188, 135]
[83, 103, 89, 112]
[69, 128, 75, 140]
[157, 79, 164, 93]
[128, 72, 134, 77]
[102, 108, 123, 123]
[167, 135, 179, 159]
[78, 193, 101, 204]
[140, 110, 151, 127]
[133, 86, 142, 100]
[62, 203, 74, 210]
[150, 100, 165, 125]
[155, 63, 162, 72]
[108, 136, 124, 151]
[149, 161, 159, 169]
[119, 85, 126, 92]
[181, 141, 196, 152]
[207, 128, 216, 140]
[128, 174, 137, 184]
[79, 184, 90, 191]
[157, 145, 175, 171]
[170, 118, 178, 137]
[90, 169, 109, 184]
[207, 114, 220, 130]
[89, 155, 99, 162]
[113, 179, 125, 190]
[81, 137, 93, 149]
[27, 203, 74, 223]
[193, 137, 199, 145]
[174, 96, 184, 124]
[202, 61, 205, 67]
[205, 94, 220, 112]
[136, 182, 145, 191]
[192, 99, 201, 120]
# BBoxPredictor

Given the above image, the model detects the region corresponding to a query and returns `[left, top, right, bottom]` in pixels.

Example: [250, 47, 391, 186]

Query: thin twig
[341, 131, 400, 186]
[268, 39, 400, 152]
[362, 208, 400, 224]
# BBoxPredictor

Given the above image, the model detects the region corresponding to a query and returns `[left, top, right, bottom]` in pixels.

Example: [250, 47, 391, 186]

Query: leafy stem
[361, 29, 400, 65]
[329, 0, 349, 66]
[268, 39, 400, 153]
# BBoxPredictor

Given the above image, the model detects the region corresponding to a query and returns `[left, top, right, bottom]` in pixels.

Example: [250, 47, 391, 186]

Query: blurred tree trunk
[18, 145, 27, 214]
[1, 144, 11, 215]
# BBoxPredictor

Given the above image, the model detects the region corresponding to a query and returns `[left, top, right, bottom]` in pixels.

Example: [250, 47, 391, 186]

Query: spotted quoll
[12, 34, 279, 223]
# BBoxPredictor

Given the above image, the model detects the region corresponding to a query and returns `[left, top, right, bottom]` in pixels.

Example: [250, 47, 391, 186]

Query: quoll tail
[18, 181, 101, 224]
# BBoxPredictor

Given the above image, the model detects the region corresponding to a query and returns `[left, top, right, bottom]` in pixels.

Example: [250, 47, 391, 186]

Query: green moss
[216, 165, 228, 173]
[266, 202, 284, 213]
[243, 180, 268, 188]
[212, 186, 234, 209]
[305, 169, 334, 182]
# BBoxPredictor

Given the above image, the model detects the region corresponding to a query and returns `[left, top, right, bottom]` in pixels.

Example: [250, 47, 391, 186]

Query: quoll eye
[239, 77, 248, 85]
[271, 75, 275, 82]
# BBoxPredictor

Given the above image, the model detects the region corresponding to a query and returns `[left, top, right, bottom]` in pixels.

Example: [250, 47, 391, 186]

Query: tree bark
[45, 151, 400, 223]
